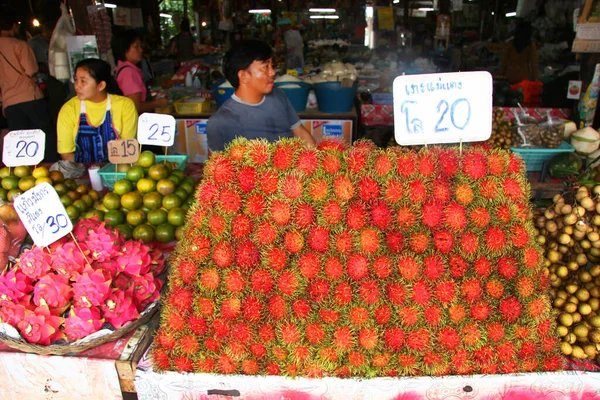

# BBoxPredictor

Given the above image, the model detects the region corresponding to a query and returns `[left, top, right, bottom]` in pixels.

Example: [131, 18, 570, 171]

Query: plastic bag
[511, 110, 541, 147]
[538, 112, 566, 148]
[48, 3, 75, 81]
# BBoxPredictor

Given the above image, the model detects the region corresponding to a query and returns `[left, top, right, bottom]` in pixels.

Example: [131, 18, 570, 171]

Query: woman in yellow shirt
[57, 59, 138, 163]
[498, 21, 540, 84]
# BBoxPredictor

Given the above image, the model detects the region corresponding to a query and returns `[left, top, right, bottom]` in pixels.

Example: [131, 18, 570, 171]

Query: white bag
[49, 3, 75, 80]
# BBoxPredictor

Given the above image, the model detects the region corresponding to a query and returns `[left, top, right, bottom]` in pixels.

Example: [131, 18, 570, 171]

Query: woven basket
[0, 304, 159, 356]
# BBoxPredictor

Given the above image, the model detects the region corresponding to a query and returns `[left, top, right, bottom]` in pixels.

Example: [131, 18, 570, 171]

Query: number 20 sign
[137, 113, 176, 147]
[2, 129, 45, 167]
[392, 71, 493, 146]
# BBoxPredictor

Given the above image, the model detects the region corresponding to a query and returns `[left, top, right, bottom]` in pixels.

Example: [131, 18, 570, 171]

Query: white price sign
[2, 129, 45, 167]
[137, 113, 176, 147]
[14, 182, 73, 247]
[393, 71, 493, 146]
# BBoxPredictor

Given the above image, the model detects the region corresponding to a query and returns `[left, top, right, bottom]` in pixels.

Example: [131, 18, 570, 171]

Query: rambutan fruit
[408, 179, 428, 203]
[235, 240, 260, 269]
[155, 328, 176, 350]
[237, 166, 257, 193]
[433, 230, 454, 253]
[279, 323, 301, 345]
[409, 231, 430, 254]
[461, 278, 482, 302]
[293, 346, 311, 363]
[470, 300, 492, 321]
[250, 343, 267, 358]
[498, 255, 518, 279]
[320, 309, 340, 324]
[423, 305, 443, 326]
[473, 257, 492, 277]
[449, 254, 468, 278]
[422, 201, 444, 228]
[322, 153, 342, 174]
[412, 280, 431, 305]
[407, 328, 430, 351]
[190, 235, 211, 262]
[387, 283, 406, 305]
[438, 327, 460, 350]
[372, 353, 392, 369]
[333, 326, 354, 350]
[359, 228, 380, 253]
[349, 306, 370, 326]
[169, 287, 193, 312]
[375, 304, 392, 325]
[486, 322, 505, 342]
[208, 214, 226, 237]
[292, 299, 311, 319]
[462, 150, 487, 179]
[272, 142, 296, 170]
[217, 354, 237, 374]
[347, 253, 369, 281]
[196, 297, 215, 316]
[206, 155, 235, 185]
[267, 296, 287, 320]
[322, 200, 344, 225]
[241, 359, 260, 375]
[396, 152, 417, 177]
[213, 241, 233, 268]
[213, 320, 231, 338]
[527, 296, 548, 319]
[496, 204, 512, 224]
[517, 276, 535, 298]
[346, 202, 367, 230]
[296, 149, 319, 176]
[359, 280, 381, 305]
[397, 255, 421, 281]
[297, 252, 321, 279]
[270, 199, 292, 226]
[250, 269, 274, 294]
[485, 279, 505, 299]
[510, 225, 530, 248]
[488, 152, 506, 175]
[384, 179, 404, 204]
[284, 230, 304, 254]
[174, 356, 194, 372]
[294, 203, 315, 230]
[485, 226, 507, 252]
[243, 296, 263, 322]
[371, 200, 392, 229]
[396, 206, 417, 229]
[432, 178, 452, 203]
[308, 278, 330, 302]
[265, 248, 287, 271]
[348, 351, 367, 368]
[502, 178, 525, 201]
[397, 353, 418, 370]
[398, 306, 419, 326]
[470, 206, 490, 228]
[419, 152, 437, 176]
[373, 255, 393, 279]
[221, 297, 241, 319]
[424, 254, 445, 281]
[308, 177, 329, 202]
[461, 324, 482, 347]
[334, 282, 353, 306]
[248, 140, 270, 166]
[454, 183, 474, 205]
[260, 170, 279, 195]
[231, 214, 253, 238]
[374, 153, 394, 177]
[245, 192, 266, 216]
[473, 345, 496, 365]
[497, 342, 516, 362]
[231, 322, 253, 343]
[281, 174, 303, 200]
[165, 311, 186, 332]
[333, 175, 355, 202]
[196, 181, 219, 204]
[359, 328, 378, 350]
[523, 247, 541, 269]
[265, 362, 280, 375]
[434, 280, 456, 304]
[152, 348, 171, 370]
[543, 355, 564, 372]
[459, 232, 479, 255]
[178, 259, 198, 284]
[444, 202, 467, 231]
[478, 178, 498, 200]
[436, 148, 459, 177]
[189, 314, 208, 335]
[258, 324, 276, 343]
[307, 226, 330, 253]
[347, 147, 369, 175]
[324, 256, 344, 280]
[278, 270, 300, 296]
[499, 296, 523, 323]
[179, 335, 199, 354]
[335, 230, 354, 254]
[448, 304, 466, 324]
[305, 323, 326, 345]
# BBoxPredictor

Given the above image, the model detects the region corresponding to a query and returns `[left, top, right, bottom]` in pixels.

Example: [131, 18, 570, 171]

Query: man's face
[241, 58, 275, 95]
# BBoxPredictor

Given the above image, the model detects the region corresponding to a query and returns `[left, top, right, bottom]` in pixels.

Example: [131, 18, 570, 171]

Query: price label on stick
[13, 182, 73, 247]
[108, 138, 140, 164]
[2, 129, 45, 167]
[137, 113, 176, 147]
[392, 71, 493, 146]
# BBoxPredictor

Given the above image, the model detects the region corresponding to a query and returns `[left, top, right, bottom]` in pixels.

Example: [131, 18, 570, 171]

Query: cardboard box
[175, 119, 209, 163]
[307, 120, 353, 146]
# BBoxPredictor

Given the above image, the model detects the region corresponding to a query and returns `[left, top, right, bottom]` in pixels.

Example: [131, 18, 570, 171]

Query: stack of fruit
[489, 108, 512, 150]
[99, 151, 195, 244]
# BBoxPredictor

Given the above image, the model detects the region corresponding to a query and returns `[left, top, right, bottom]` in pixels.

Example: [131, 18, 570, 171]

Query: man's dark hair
[180, 18, 190, 33]
[0, 11, 17, 32]
[222, 40, 272, 88]
[513, 20, 532, 53]
[112, 29, 140, 62]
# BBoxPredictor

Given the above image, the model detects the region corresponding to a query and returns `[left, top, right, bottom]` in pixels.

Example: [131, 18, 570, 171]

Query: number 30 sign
[137, 113, 176, 147]
[392, 71, 493, 146]
[2, 129, 45, 167]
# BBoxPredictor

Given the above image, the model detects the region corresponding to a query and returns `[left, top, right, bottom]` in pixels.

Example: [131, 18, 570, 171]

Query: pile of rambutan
[154, 138, 563, 377]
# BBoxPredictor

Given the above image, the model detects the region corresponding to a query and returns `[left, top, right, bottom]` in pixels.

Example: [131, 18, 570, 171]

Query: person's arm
[118, 97, 138, 139]
[126, 92, 169, 113]
[529, 42, 540, 81]
[292, 124, 316, 147]
[56, 100, 77, 161]
[61, 153, 75, 161]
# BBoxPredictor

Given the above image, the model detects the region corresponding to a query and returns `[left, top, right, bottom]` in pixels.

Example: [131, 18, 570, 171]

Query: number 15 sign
[393, 71, 493, 146]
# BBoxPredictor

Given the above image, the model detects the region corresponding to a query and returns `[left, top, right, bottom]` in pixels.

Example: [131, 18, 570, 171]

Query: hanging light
[32, 18, 40, 27]
[249, 9, 271, 14]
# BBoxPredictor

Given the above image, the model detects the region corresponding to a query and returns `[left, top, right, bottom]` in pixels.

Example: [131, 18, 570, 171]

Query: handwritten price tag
[108, 138, 140, 164]
[13, 182, 73, 247]
[2, 129, 45, 167]
[392, 71, 493, 145]
[137, 113, 176, 147]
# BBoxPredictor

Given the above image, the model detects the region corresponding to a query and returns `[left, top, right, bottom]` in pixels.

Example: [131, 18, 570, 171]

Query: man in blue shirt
[207, 39, 315, 152]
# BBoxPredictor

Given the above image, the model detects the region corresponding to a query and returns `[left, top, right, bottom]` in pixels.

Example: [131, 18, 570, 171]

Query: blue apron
[75, 95, 118, 163]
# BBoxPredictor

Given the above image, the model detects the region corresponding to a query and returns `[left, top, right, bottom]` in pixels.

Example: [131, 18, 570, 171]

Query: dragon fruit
[72, 268, 112, 308]
[81, 223, 122, 263]
[33, 274, 72, 310]
[19, 247, 52, 279]
[17, 305, 65, 345]
[116, 241, 152, 277]
[0, 268, 33, 303]
[0, 302, 27, 326]
[63, 306, 105, 341]
[51, 242, 87, 279]
[132, 273, 162, 310]
[149, 249, 167, 275]
[101, 288, 140, 329]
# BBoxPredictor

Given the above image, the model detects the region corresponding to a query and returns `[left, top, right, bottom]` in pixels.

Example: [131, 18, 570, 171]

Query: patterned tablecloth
[135, 345, 600, 400]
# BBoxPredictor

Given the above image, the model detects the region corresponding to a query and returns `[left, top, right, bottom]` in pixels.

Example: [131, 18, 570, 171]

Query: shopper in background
[169, 18, 195, 62]
[0, 12, 57, 161]
[498, 21, 540, 84]
[29, 21, 54, 74]
[57, 59, 137, 163]
[277, 18, 304, 71]
[207, 39, 315, 152]
[112, 30, 168, 113]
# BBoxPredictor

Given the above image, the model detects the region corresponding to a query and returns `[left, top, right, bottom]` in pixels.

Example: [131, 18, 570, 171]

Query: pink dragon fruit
[63, 306, 104, 341]
[149, 249, 167, 275]
[116, 241, 152, 277]
[91, 259, 120, 278]
[113, 273, 133, 292]
[80, 222, 122, 263]
[0, 268, 33, 304]
[17, 305, 65, 345]
[101, 288, 140, 329]
[72, 268, 112, 308]
[51, 242, 87, 279]
[0, 302, 27, 326]
[33, 273, 72, 310]
[132, 273, 162, 311]
[71, 217, 103, 242]
[19, 247, 52, 279]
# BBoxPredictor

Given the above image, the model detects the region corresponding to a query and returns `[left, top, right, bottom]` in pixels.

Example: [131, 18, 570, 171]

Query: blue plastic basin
[313, 81, 357, 113]
[213, 86, 235, 108]
[275, 82, 311, 112]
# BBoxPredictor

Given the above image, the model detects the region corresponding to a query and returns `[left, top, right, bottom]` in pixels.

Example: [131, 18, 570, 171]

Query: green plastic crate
[510, 141, 574, 172]
[98, 154, 188, 190]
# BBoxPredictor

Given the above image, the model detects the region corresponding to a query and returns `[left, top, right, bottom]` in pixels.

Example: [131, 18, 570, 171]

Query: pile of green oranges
[98, 151, 195, 244]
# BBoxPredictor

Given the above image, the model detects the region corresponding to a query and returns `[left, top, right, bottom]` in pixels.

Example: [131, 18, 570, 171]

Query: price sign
[108, 138, 140, 164]
[13, 182, 72, 247]
[393, 71, 493, 146]
[137, 113, 176, 147]
[2, 129, 45, 167]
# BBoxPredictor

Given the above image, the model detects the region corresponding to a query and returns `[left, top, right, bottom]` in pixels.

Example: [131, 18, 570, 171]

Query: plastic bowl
[213, 86, 235, 108]
[313, 81, 357, 113]
[275, 82, 311, 112]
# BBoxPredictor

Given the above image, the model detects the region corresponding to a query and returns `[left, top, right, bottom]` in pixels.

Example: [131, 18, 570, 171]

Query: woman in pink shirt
[112, 31, 168, 113]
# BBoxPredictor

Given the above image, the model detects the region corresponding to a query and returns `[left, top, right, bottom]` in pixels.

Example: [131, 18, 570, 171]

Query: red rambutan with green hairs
[213, 319, 230, 337]
[298, 252, 321, 279]
[461, 323, 482, 347]
[527, 296, 548, 320]
[424, 254, 445, 281]
[255, 221, 277, 246]
[485, 226, 507, 252]
[174, 356, 194, 372]
[281, 174, 303, 200]
[189, 314, 208, 335]
[347, 147, 369, 175]
[237, 166, 257, 192]
[432, 178, 452, 203]
[292, 346, 311, 363]
[235, 240, 260, 269]
[359, 228, 380, 254]
[473, 257, 492, 277]
[208, 214, 226, 237]
[250, 269, 274, 294]
[296, 148, 319, 176]
[265, 362, 280, 375]
[462, 150, 488, 179]
[372, 353, 392, 369]
[320, 309, 340, 324]
[444, 202, 467, 231]
[461, 279, 483, 302]
[284, 231, 304, 254]
[308, 226, 330, 252]
[221, 297, 242, 319]
[169, 287, 194, 312]
[510, 225, 530, 248]
[438, 327, 460, 350]
[433, 230, 454, 254]
[165, 311, 186, 332]
[155, 328, 176, 350]
[498, 255, 518, 279]
[485, 279, 505, 299]
[270, 199, 292, 226]
[305, 323, 326, 345]
[385, 230, 404, 253]
[373, 255, 393, 279]
[348, 351, 367, 368]
[347, 253, 369, 281]
[260, 170, 279, 195]
[517, 276, 535, 298]
[322, 200, 344, 225]
[231, 214, 253, 238]
[408, 179, 428, 203]
[196, 181, 219, 204]
[358, 280, 380, 305]
[349, 306, 370, 326]
[346, 202, 367, 230]
[245, 192, 266, 216]
[212, 241, 233, 268]
[196, 298, 215, 316]
[295, 203, 315, 229]
[499, 296, 523, 323]
[423, 305, 443, 326]
[265, 247, 287, 271]
[357, 176, 380, 203]
[324, 256, 344, 280]
[496, 204, 512, 224]
[502, 178, 525, 201]
[396, 206, 417, 229]
[375, 304, 392, 325]
[422, 201, 443, 228]
[523, 247, 541, 269]
[279, 323, 302, 345]
[258, 324, 276, 343]
[486, 322, 505, 342]
[418, 151, 437, 177]
[308, 177, 329, 202]
[470, 300, 492, 321]
[478, 178, 498, 200]
[205, 155, 235, 185]
[319, 139, 346, 151]
[307, 279, 330, 302]
[459, 232, 479, 255]
[469, 206, 490, 228]
[335, 230, 354, 254]
[179, 334, 200, 354]
[322, 153, 342, 174]
[412, 280, 431, 305]
[359, 328, 379, 350]
[333, 326, 354, 350]
[241, 359, 260, 375]
[384, 179, 404, 204]
[177, 259, 198, 284]
[247, 140, 271, 166]
[409, 231, 430, 254]
[407, 328, 430, 351]
[267, 296, 288, 320]
[434, 280, 456, 304]
[449, 254, 468, 278]
[384, 327, 405, 351]
[152, 348, 171, 370]
[250, 343, 267, 358]
[272, 142, 296, 170]
[292, 299, 311, 319]
[374, 152, 394, 177]
[278, 271, 300, 297]
[436, 148, 459, 177]
[396, 152, 417, 177]
[487, 152, 506, 176]
[454, 183, 474, 206]
[333, 175, 355, 202]
[397, 255, 421, 281]
[387, 282, 406, 305]
[398, 306, 420, 326]
[448, 304, 466, 324]
[217, 354, 238, 374]
[397, 352, 418, 373]
[242, 296, 263, 322]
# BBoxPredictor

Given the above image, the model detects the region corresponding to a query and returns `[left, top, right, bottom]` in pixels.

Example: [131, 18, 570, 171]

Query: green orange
[133, 224, 155, 243]
[155, 223, 176, 243]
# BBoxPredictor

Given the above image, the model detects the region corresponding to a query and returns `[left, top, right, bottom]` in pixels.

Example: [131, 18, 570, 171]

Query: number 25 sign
[137, 113, 176, 147]
[2, 129, 45, 167]
[392, 71, 493, 146]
